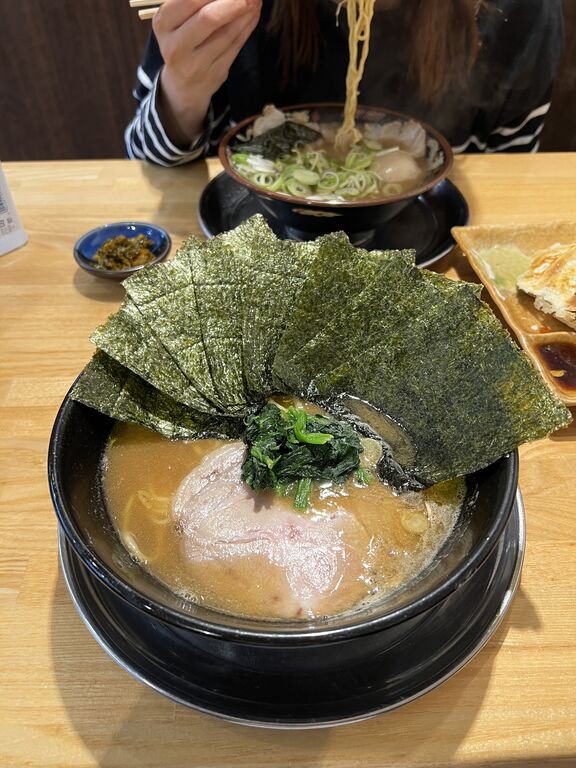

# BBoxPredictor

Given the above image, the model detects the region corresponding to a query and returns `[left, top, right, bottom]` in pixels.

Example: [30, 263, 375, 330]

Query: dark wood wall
[0, 0, 574, 161]
[0, 0, 149, 160]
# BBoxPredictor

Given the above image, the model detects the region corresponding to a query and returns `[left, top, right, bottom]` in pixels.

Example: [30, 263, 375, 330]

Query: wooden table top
[1, 156, 575, 768]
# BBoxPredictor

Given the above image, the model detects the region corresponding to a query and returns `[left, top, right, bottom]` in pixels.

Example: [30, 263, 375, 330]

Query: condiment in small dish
[533, 335, 576, 394]
[74, 222, 171, 281]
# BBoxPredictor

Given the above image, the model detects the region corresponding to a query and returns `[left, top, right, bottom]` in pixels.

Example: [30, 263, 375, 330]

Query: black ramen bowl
[218, 103, 454, 244]
[49, 388, 518, 679]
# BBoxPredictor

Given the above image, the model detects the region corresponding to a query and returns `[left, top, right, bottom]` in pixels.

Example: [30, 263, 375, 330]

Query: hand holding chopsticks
[130, 0, 261, 147]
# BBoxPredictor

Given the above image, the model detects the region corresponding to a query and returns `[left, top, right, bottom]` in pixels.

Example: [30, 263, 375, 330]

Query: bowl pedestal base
[58, 491, 524, 729]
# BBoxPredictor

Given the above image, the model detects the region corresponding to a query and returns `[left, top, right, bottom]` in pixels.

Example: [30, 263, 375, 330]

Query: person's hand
[153, 0, 262, 147]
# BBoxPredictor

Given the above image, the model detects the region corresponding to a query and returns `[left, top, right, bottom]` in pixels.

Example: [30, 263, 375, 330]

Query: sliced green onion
[253, 172, 277, 189]
[285, 179, 311, 197]
[344, 148, 373, 171]
[294, 477, 313, 510]
[356, 467, 372, 486]
[230, 140, 395, 200]
[317, 171, 340, 192]
[292, 168, 320, 185]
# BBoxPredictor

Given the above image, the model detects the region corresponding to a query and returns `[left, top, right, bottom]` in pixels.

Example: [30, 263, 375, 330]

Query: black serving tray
[198, 173, 469, 268]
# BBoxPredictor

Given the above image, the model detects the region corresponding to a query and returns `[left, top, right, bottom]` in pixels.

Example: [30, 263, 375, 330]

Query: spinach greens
[241, 403, 364, 509]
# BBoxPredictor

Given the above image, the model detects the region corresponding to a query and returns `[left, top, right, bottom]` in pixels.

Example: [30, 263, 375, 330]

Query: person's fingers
[194, 4, 260, 65]
[153, 0, 212, 35]
[157, 0, 260, 97]
[169, 0, 258, 48]
[162, 9, 257, 87]
[153, 0, 260, 36]
[208, 11, 260, 82]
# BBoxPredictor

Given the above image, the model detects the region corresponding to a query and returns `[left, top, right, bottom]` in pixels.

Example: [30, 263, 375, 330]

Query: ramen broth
[103, 422, 466, 621]
[230, 117, 431, 203]
[314, 129, 428, 199]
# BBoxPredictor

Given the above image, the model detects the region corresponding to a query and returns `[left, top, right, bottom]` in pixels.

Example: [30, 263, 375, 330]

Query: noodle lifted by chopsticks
[335, 0, 377, 152]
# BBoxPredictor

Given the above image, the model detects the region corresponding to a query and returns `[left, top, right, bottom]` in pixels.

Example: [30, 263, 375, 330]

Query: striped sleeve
[124, 69, 211, 167]
[452, 101, 550, 155]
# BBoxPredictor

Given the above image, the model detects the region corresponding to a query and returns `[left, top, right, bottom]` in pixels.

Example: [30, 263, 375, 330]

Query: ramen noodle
[335, 0, 377, 151]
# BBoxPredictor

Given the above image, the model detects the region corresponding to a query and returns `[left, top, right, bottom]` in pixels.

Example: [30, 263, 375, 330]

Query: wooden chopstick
[129, 0, 166, 20]
[137, 7, 159, 19]
[129, 0, 166, 8]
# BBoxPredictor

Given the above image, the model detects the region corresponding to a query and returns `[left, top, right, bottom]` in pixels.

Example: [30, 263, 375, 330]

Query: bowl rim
[218, 102, 454, 210]
[48, 387, 519, 645]
[73, 220, 172, 279]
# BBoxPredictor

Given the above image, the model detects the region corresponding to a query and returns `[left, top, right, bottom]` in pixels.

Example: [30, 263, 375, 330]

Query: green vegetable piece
[241, 402, 363, 508]
[285, 178, 311, 197]
[356, 467, 372, 486]
[275, 482, 292, 497]
[292, 168, 321, 185]
[294, 478, 312, 510]
[287, 406, 333, 445]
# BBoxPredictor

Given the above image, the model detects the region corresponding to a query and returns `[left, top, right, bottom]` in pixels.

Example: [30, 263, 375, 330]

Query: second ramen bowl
[218, 103, 454, 244]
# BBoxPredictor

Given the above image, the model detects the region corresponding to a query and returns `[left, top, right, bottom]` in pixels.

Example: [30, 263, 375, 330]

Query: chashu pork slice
[516, 242, 576, 330]
[172, 442, 372, 620]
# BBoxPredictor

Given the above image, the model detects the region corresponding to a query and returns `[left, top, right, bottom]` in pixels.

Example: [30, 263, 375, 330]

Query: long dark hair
[267, 0, 485, 103]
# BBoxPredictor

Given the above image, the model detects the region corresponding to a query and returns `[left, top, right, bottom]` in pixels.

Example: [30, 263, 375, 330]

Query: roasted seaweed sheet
[232, 122, 322, 160]
[185, 225, 252, 412]
[74, 215, 571, 486]
[122, 239, 225, 412]
[72, 352, 241, 440]
[90, 297, 215, 413]
[273, 263, 571, 485]
[272, 234, 415, 390]
[229, 216, 319, 395]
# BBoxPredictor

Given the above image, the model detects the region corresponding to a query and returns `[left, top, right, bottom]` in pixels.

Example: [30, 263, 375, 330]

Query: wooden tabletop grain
[0, 156, 575, 768]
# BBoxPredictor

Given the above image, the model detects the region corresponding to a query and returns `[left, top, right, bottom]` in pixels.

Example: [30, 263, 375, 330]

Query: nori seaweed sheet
[232, 121, 322, 160]
[273, 241, 416, 392]
[90, 298, 215, 414]
[72, 352, 242, 440]
[75, 216, 571, 483]
[271, 232, 359, 385]
[122, 238, 225, 412]
[122, 243, 193, 303]
[185, 228, 251, 413]
[273, 265, 571, 485]
[223, 215, 318, 396]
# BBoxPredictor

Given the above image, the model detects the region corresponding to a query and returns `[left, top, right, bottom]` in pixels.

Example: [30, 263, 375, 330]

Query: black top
[126, 0, 564, 165]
